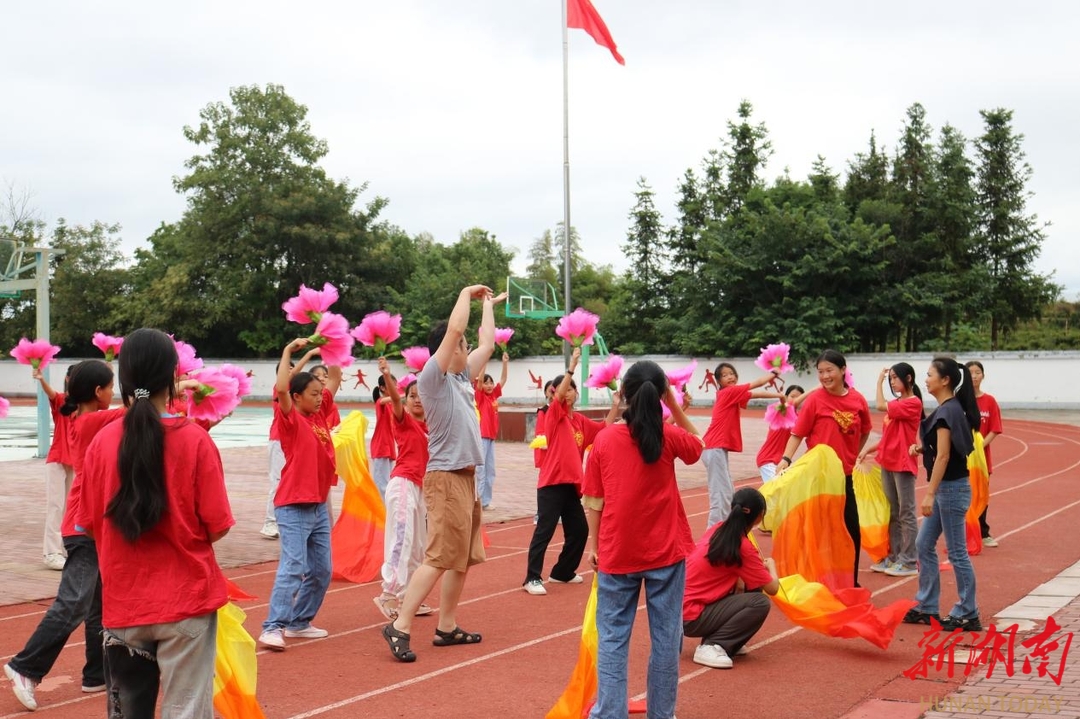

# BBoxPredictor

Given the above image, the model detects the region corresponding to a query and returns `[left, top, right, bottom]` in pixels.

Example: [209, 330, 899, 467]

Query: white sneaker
[82, 683, 107, 693]
[258, 628, 286, 650]
[982, 535, 999, 548]
[884, 562, 919, 577]
[549, 574, 584, 584]
[283, 625, 328, 639]
[5, 663, 38, 711]
[869, 559, 891, 573]
[259, 521, 279, 539]
[693, 643, 733, 669]
[43, 553, 66, 571]
[523, 579, 547, 595]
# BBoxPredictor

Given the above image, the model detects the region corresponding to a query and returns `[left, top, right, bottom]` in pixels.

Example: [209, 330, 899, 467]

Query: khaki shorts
[423, 469, 486, 572]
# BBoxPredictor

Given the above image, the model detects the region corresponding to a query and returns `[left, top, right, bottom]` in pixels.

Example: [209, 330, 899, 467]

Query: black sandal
[382, 623, 416, 662]
[433, 626, 482, 646]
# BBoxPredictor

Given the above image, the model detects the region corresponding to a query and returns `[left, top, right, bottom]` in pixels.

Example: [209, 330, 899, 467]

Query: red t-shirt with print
[793, 388, 871, 475]
[583, 423, 702, 574]
[391, 412, 429, 487]
[702, 383, 751, 452]
[274, 389, 337, 506]
[683, 525, 774, 622]
[475, 383, 503, 439]
[538, 398, 604, 489]
[77, 418, 234, 628]
[370, 399, 398, 460]
[876, 396, 922, 474]
[975, 393, 1003, 474]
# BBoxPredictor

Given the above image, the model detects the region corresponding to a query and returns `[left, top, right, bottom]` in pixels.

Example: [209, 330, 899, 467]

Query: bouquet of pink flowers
[555, 308, 599, 348]
[351, 311, 402, 356]
[92, 333, 124, 362]
[493, 327, 514, 353]
[184, 368, 242, 423]
[9, 338, 61, 370]
[401, 346, 430, 372]
[173, 340, 204, 377]
[307, 313, 355, 368]
[666, 360, 697, 391]
[765, 401, 798, 431]
[282, 283, 340, 325]
[0, 395, 9, 419]
[585, 355, 623, 391]
[218, 363, 253, 398]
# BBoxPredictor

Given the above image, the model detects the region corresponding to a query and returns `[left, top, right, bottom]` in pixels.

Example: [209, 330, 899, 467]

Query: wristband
[781, 456, 792, 465]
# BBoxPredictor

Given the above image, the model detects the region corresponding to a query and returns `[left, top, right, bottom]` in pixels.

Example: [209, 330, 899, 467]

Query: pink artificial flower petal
[493, 327, 515, 349]
[0, 395, 9, 419]
[666, 360, 698, 391]
[311, 313, 355, 367]
[755, 343, 794, 375]
[92, 333, 124, 361]
[844, 367, 855, 389]
[555, 308, 600, 347]
[9, 338, 62, 370]
[282, 283, 340, 325]
[174, 340, 203, 377]
[217, 363, 253, 398]
[401, 346, 431, 372]
[350, 311, 402, 350]
[185, 369, 241, 422]
[585, 355, 623, 390]
[765, 402, 798, 431]
[399, 373, 418, 390]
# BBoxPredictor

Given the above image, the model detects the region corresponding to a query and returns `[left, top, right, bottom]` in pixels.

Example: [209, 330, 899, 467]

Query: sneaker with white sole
[523, 579, 547, 595]
[4, 663, 39, 711]
[82, 683, 107, 693]
[283, 625, 328, 639]
[259, 521, 279, 539]
[869, 559, 891, 573]
[693, 644, 733, 669]
[884, 562, 918, 577]
[982, 535, 999, 548]
[43, 553, 66, 571]
[549, 574, 584, 584]
[258, 628, 286, 650]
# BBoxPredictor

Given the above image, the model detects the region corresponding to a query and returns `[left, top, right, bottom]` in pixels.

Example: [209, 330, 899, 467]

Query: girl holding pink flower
[702, 364, 786, 526]
[474, 352, 509, 509]
[32, 365, 78, 571]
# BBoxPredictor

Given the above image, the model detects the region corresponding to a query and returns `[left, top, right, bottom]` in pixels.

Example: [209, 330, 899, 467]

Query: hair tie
[133, 388, 150, 400]
[741, 506, 751, 515]
[955, 367, 965, 393]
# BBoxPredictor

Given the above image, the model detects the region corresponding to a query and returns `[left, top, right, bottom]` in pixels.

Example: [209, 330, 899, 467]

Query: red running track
[2, 417, 1079, 719]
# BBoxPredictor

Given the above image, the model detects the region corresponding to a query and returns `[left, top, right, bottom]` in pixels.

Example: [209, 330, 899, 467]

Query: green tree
[723, 100, 773, 213]
[973, 108, 1058, 348]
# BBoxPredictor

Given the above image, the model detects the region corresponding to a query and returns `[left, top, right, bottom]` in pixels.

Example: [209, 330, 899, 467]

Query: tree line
[0, 86, 1064, 364]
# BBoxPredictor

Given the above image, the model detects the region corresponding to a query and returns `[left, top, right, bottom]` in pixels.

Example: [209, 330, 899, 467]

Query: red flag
[567, 0, 625, 65]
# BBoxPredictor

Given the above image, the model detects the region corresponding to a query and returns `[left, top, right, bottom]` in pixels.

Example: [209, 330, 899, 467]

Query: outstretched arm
[378, 356, 404, 421]
[498, 352, 509, 388]
[32, 367, 58, 400]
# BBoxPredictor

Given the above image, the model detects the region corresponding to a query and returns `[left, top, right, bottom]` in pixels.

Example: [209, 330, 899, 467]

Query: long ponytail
[106, 328, 177, 542]
[931, 356, 981, 431]
[59, 360, 114, 417]
[706, 487, 766, 566]
[620, 361, 667, 464]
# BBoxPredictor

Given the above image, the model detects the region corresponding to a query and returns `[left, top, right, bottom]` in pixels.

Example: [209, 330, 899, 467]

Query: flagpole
[561, 0, 572, 367]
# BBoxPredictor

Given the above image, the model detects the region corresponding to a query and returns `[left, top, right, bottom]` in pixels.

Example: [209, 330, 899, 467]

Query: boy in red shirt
[474, 352, 509, 509]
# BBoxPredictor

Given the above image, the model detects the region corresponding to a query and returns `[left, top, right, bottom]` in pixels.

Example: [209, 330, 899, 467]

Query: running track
[2, 418, 1079, 719]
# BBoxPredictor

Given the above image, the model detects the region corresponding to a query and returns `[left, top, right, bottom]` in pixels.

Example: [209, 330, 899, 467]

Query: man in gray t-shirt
[384, 284, 506, 663]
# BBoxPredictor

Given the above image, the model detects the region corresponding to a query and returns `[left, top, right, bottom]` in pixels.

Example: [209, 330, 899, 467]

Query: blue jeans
[477, 438, 496, 507]
[263, 503, 332, 631]
[9, 536, 103, 686]
[590, 561, 685, 719]
[915, 480, 977, 619]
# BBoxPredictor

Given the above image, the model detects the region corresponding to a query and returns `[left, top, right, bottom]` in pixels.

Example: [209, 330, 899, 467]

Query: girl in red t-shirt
[33, 365, 77, 571]
[755, 384, 809, 483]
[683, 487, 779, 669]
[370, 375, 398, 498]
[373, 359, 435, 621]
[857, 362, 924, 577]
[702, 363, 785, 527]
[522, 347, 618, 596]
[966, 360, 1003, 547]
[777, 350, 871, 587]
[582, 360, 704, 718]
[474, 352, 508, 510]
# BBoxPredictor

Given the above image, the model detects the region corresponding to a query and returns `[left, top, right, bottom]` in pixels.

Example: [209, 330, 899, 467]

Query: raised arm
[291, 348, 320, 377]
[433, 285, 490, 374]
[378, 356, 404, 421]
[326, 364, 342, 396]
[555, 347, 581, 403]
[875, 367, 889, 412]
[748, 371, 780, 390]
[664, 386, 703, 440]
[32, 367, 58, 400]
[499, 352, 509, 388]
[277, 339, 309, 414]
[468, 290, 507, 381]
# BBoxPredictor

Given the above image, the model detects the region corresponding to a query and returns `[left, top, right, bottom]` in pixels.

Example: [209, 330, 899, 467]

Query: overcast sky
[3, 1, 1078, 299]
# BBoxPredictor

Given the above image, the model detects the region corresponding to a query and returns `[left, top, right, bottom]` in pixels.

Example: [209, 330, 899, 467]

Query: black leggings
[844, 474, 861, 586]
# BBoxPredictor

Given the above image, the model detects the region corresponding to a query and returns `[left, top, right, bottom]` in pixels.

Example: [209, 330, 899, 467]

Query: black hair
[816, 349, 848, 387]
[551, 373, 578, 393]
[427, 321, 448, 356]
[373, 370, 395, 402]
[706, 487, 767, 566]
[107, 328, 178, 543]
[59, 360, 114, 416]
[289, 372, 319, 399]
[784, 384, 804, 397]
[964, 360, 985, 374]
[483, 373, 494, 383]
[620, 361, 667, 464]
[931, 356, 981, 430]
[714, 362, 737, 381]
[890, 362, 924, 407]
[311, 364, 329, 376]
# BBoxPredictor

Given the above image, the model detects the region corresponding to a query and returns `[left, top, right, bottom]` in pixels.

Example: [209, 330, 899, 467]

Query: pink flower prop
[399, 373, 418, 390]
[585, 355, 623, 391]
[755, 343, 794, 375]
[184, 368, 241, 423]
[92, 333, 124, 362]
[308, 312, 355, 368]
[0, 395, 9, 419]
[282, 283, 340, 325]
[401, 346, 430, 372]
[666, 360, 697, 391]
[844, 367, 855, 389]
[765, 401, 797, 431]
[493, 327, 515, 352]
[218, 363, 253, 398]
[350, 311, 402, 355]
[9, 338, 61, 370]
[555, 308, 599, 348]
[661, 387, 685, 421]
[174, 340, 203, 377]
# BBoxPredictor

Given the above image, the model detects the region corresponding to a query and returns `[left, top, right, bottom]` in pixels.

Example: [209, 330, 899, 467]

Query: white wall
[3, 350, 1078, 409]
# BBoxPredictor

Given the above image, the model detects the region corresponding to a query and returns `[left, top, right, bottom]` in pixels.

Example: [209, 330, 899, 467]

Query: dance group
[3, 280, 1004, 719]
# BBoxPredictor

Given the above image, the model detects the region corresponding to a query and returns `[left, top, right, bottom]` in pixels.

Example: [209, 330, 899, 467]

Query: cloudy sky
[4, 1, 1078, 298]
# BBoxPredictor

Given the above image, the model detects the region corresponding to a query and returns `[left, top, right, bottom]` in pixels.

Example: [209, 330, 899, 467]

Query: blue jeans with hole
[263, 503, 332, 632]
[590, 561, 685, 719]
[915, 479, 977, 619]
